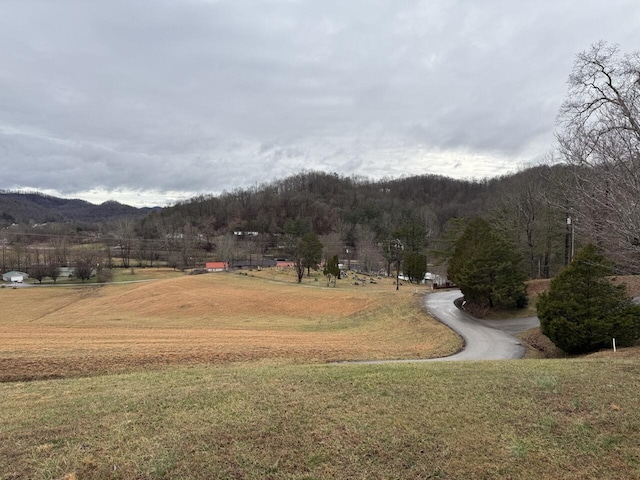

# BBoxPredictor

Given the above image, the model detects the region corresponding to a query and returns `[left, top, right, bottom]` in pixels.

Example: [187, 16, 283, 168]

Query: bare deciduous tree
[490, 166, 567, 278]
[114, 219, 136, 268]
[74, 251, 101, 282]
[320, 232, 343, 264]
[556, 41, 640, 271]
[355, 225, 383, 274]
[214, 234, 237, 267]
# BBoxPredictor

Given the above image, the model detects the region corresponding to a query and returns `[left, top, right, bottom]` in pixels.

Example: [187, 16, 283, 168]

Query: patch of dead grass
[519, 327, 565, 359]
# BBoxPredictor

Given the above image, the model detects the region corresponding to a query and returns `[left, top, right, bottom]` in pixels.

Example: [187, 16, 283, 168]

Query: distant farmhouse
[205, 262, 228, 272]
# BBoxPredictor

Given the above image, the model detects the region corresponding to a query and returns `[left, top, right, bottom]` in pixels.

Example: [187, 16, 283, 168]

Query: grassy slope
[3, 270, 640, 478]
[2, 359, 639, 479]
[0, 270, 461, 381]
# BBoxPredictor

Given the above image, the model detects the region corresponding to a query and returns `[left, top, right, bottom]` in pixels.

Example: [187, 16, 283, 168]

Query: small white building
[2, 271, 29, 282]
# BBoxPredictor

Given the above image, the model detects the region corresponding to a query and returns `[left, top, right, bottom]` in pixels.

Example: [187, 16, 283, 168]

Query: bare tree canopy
[557, 41, 640, 271]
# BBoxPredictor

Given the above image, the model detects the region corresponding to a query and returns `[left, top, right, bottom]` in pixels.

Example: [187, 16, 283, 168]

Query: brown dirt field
[0, 272, 459, 381]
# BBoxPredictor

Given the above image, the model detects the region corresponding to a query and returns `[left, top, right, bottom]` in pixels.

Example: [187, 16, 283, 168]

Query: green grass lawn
[2, 358, 639, 479]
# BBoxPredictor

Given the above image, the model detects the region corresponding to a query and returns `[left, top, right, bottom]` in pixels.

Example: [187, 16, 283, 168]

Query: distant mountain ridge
[0, 191, 156, 224]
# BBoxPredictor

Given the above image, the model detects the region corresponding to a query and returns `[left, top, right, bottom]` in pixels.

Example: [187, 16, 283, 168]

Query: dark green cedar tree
[537, 244, 640, 354]
[448, 217, 528, 309]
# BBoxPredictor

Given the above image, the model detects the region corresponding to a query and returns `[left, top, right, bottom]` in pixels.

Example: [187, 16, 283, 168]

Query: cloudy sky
[1, 1, 639, 206]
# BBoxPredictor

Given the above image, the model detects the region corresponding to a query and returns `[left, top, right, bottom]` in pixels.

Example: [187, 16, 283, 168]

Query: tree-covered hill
[0, 191, 155, 225]
[0, 164, 606, 279]
[153, 170, 497, 238]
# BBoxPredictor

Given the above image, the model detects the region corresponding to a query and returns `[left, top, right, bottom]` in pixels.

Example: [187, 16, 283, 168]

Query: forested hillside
[0, 191, 155, 225]
[153, 171, 492, 238]
[135, 165, 571, 277]
[1, 157, 635, 280]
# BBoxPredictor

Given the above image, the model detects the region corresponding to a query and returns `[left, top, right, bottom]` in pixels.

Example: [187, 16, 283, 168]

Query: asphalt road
[423, 289, 539, 361]
[336, 289, 539, 365]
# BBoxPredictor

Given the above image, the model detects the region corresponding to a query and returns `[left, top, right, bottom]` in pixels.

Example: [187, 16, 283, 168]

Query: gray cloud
[1, 0, 639, 205]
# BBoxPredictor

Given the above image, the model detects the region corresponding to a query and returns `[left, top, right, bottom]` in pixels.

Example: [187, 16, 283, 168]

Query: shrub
[537, 245, 640, 354]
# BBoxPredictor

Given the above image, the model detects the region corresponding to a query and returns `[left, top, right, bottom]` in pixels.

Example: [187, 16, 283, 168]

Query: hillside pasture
[2, 359, 640, 479]
[0, 272, 461, 381]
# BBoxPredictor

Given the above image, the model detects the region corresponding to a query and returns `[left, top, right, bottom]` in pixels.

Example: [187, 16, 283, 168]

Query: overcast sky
[1, 1, 639, 206]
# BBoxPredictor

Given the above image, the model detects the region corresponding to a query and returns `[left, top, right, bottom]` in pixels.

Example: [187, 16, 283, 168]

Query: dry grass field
[0, 270, 461, 381]
[3, 270, 640, 479]
[2, 359, 640, 479]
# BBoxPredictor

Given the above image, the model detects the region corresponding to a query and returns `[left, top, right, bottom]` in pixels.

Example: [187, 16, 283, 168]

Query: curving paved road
[423, 290, 539, 361]
[335, 289, 539, 365]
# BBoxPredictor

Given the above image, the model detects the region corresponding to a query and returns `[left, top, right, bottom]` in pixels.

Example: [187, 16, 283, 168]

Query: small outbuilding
[205, 261, 229, 272]
[2, 271, 29, 282]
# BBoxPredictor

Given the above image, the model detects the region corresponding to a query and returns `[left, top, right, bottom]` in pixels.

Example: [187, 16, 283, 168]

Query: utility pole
[393, 239, 403, 291]
[566, 217, 575, 263]
[565, 216, 571, 266]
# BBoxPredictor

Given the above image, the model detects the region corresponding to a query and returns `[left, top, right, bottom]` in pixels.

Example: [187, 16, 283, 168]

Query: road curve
[423, 289, 539, 361]
[335, 289, 539, 365]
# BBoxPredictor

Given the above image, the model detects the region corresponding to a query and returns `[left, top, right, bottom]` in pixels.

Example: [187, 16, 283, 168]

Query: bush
[403, 251, 427, 284]
[537, 245, 640, 354]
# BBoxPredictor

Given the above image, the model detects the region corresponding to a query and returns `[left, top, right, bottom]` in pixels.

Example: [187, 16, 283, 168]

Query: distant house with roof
[2, 271, 29, 282]
[205, 261, 229, 272]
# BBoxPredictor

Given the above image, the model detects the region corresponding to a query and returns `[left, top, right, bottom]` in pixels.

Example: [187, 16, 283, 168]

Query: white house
[2, 271, 29, 282]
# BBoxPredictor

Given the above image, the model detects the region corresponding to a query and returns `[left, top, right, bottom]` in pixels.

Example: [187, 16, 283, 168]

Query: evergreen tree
[293, 233, 323, 283]
[403, 251, 427, 284]
[448, 217, 527, 309]
[323, 254, 340, 287]
[537, 245, 640, 354]
[394, 221, 427, 253]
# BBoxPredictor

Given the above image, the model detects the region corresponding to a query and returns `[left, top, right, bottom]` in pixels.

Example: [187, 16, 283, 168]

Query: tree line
[2, 41, 639, 354]
[2, 42, 638, 287]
